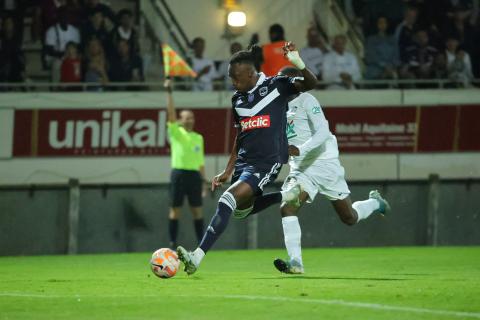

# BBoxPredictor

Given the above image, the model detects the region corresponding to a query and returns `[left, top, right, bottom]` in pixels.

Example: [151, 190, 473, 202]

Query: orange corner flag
[162, 44, 197, 78]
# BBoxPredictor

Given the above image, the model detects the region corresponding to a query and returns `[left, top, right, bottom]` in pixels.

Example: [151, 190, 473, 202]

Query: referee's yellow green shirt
[167, 122, 205, 171]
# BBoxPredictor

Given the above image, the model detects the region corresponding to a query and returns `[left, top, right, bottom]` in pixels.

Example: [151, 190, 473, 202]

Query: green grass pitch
[1, 247, 479, 320]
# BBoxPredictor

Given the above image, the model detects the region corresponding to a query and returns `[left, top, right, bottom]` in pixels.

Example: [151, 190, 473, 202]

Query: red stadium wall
[11, 105, 480, 157]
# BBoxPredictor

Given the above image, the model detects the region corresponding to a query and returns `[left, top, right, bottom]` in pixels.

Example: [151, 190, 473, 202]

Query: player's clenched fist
[283, 41, 306, 70]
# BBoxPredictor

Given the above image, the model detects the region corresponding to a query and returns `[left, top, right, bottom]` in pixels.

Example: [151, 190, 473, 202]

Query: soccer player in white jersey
[245, 66, 391, 274]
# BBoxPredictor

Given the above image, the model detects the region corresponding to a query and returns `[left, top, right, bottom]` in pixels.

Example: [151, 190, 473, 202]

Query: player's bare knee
[280, 202, 299, 217]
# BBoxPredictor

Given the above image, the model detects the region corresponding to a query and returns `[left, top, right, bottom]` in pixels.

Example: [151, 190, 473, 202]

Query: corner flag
[162, 44, 197, 77]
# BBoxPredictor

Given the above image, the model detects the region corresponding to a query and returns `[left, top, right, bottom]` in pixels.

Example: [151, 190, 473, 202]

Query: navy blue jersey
[232, 73, 300, 169]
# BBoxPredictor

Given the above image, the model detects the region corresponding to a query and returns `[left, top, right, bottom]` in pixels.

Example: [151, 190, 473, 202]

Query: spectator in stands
[109, 9, 139, 57]
[300, 27, 328, 79]
[0, 16, 25, 84]
[109, 39, 144, 84]
[395, 6, 419, 62]
[432, 52, 449, 80]
[191, 37, 217, 91]
[1, 0, 32, 44]
[39, 0, 66, 32]
[82, 0, 117, 26]
[400, 30, 438, 80]
[322, 34, 361, 90]
[447, 48, 474, 87]
[45, 5, 81, 82]
[65, 0, 84, 27]
[60, 41, 82, 84]
[445, 37, 473, 72]
[360, 0, 407, 36]
[446, 9, 476, 54]
[445, 0, 475, 22]
[365, 16, 399, 80]
[217, 41, 242, 89]
[260, 24, 293, 76]
[83, 38, 108, 91]
[81, 8, 109, 50]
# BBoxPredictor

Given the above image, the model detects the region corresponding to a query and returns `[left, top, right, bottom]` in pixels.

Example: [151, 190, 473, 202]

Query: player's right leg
[331, 190, 391, 226]
[177, 180, 255, 275]
[273, 190, 309, 274]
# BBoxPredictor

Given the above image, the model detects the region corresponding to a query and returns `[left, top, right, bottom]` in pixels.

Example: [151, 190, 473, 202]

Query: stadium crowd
[0, 0, 142, 90]
[0, 0, 479, 90]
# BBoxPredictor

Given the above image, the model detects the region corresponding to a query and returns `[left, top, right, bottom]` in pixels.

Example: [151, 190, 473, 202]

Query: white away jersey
[286, 92, 339, 169]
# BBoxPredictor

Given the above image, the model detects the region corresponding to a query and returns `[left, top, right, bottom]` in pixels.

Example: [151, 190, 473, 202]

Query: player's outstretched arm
[211, 135, 238, 191]
[283, 41, 317, 92]
[164, 79, 177, 123]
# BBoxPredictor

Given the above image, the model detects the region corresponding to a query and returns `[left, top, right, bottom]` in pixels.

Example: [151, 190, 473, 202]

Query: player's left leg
[232, 184, 301, 219]
[330, 191, 390, 225]
[177, 180, 255, 275]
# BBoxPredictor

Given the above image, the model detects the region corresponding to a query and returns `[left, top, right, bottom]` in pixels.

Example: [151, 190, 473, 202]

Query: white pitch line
[186, 294, 480, 319]
[1, 292, 479, 319]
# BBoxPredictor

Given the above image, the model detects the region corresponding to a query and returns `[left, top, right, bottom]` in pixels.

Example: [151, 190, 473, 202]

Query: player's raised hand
[211, 170, 231, 191]
[283, 42, 306, 70]
[282, 41, 297, 55]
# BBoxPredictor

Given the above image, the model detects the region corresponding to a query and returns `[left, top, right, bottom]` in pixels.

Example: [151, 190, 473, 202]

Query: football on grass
[150, 248, 180, 278]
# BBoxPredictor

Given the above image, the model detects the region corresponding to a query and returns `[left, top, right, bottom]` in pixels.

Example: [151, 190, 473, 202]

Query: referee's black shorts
[170, 169, 203, 207]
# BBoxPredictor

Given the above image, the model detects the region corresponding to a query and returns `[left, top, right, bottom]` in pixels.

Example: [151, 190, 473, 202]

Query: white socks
[192, 247, 205, 266]
[352, 199, 380, 222]
[282, 216, 303, 265]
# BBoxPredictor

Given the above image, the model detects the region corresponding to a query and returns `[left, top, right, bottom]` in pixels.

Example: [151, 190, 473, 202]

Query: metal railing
[0, 79, 479, 92]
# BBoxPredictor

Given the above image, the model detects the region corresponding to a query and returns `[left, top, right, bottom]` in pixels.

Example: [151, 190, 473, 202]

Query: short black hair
[269, 23, 284, 36]
[229, 44, 262, 69]
[192, 37, 205, 46]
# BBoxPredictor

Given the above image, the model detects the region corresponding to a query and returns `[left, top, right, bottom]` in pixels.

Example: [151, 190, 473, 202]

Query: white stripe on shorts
[258, 163, 281, 190]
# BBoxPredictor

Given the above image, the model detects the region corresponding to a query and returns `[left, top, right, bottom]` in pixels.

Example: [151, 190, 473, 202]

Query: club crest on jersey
[248, 93, 255, 103]
[259, 86, 268, 97]
[240, 115, 271, 131]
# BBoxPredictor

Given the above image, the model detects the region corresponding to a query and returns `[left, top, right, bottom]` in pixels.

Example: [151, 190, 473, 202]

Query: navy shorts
[170, 169, 203, 207]
[231, 160, 282, 196]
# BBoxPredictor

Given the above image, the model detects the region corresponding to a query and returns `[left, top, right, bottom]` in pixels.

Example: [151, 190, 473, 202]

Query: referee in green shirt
[165, 80, 206, 249]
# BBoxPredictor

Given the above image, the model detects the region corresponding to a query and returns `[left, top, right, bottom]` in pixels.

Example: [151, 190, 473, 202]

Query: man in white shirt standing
[322, 34, 361, 89]
[191, 37, 217, 91]
[300, 27, 328, 80]
[45, 6, 80, 83]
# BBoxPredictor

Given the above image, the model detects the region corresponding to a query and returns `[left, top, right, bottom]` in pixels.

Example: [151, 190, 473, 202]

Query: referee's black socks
[194, 218, 205, 244]
[168, 219, 179, 249]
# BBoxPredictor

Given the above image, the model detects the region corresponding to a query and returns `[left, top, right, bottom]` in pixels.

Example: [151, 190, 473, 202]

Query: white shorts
[282, 158, 350, 203]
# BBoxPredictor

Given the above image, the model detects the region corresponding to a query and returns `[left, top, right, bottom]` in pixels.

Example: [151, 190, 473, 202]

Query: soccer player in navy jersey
[177, 42, 317, 275]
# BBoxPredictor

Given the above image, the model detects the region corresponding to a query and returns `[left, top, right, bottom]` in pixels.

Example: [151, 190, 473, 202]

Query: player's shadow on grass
[253, 276, 409, 281]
